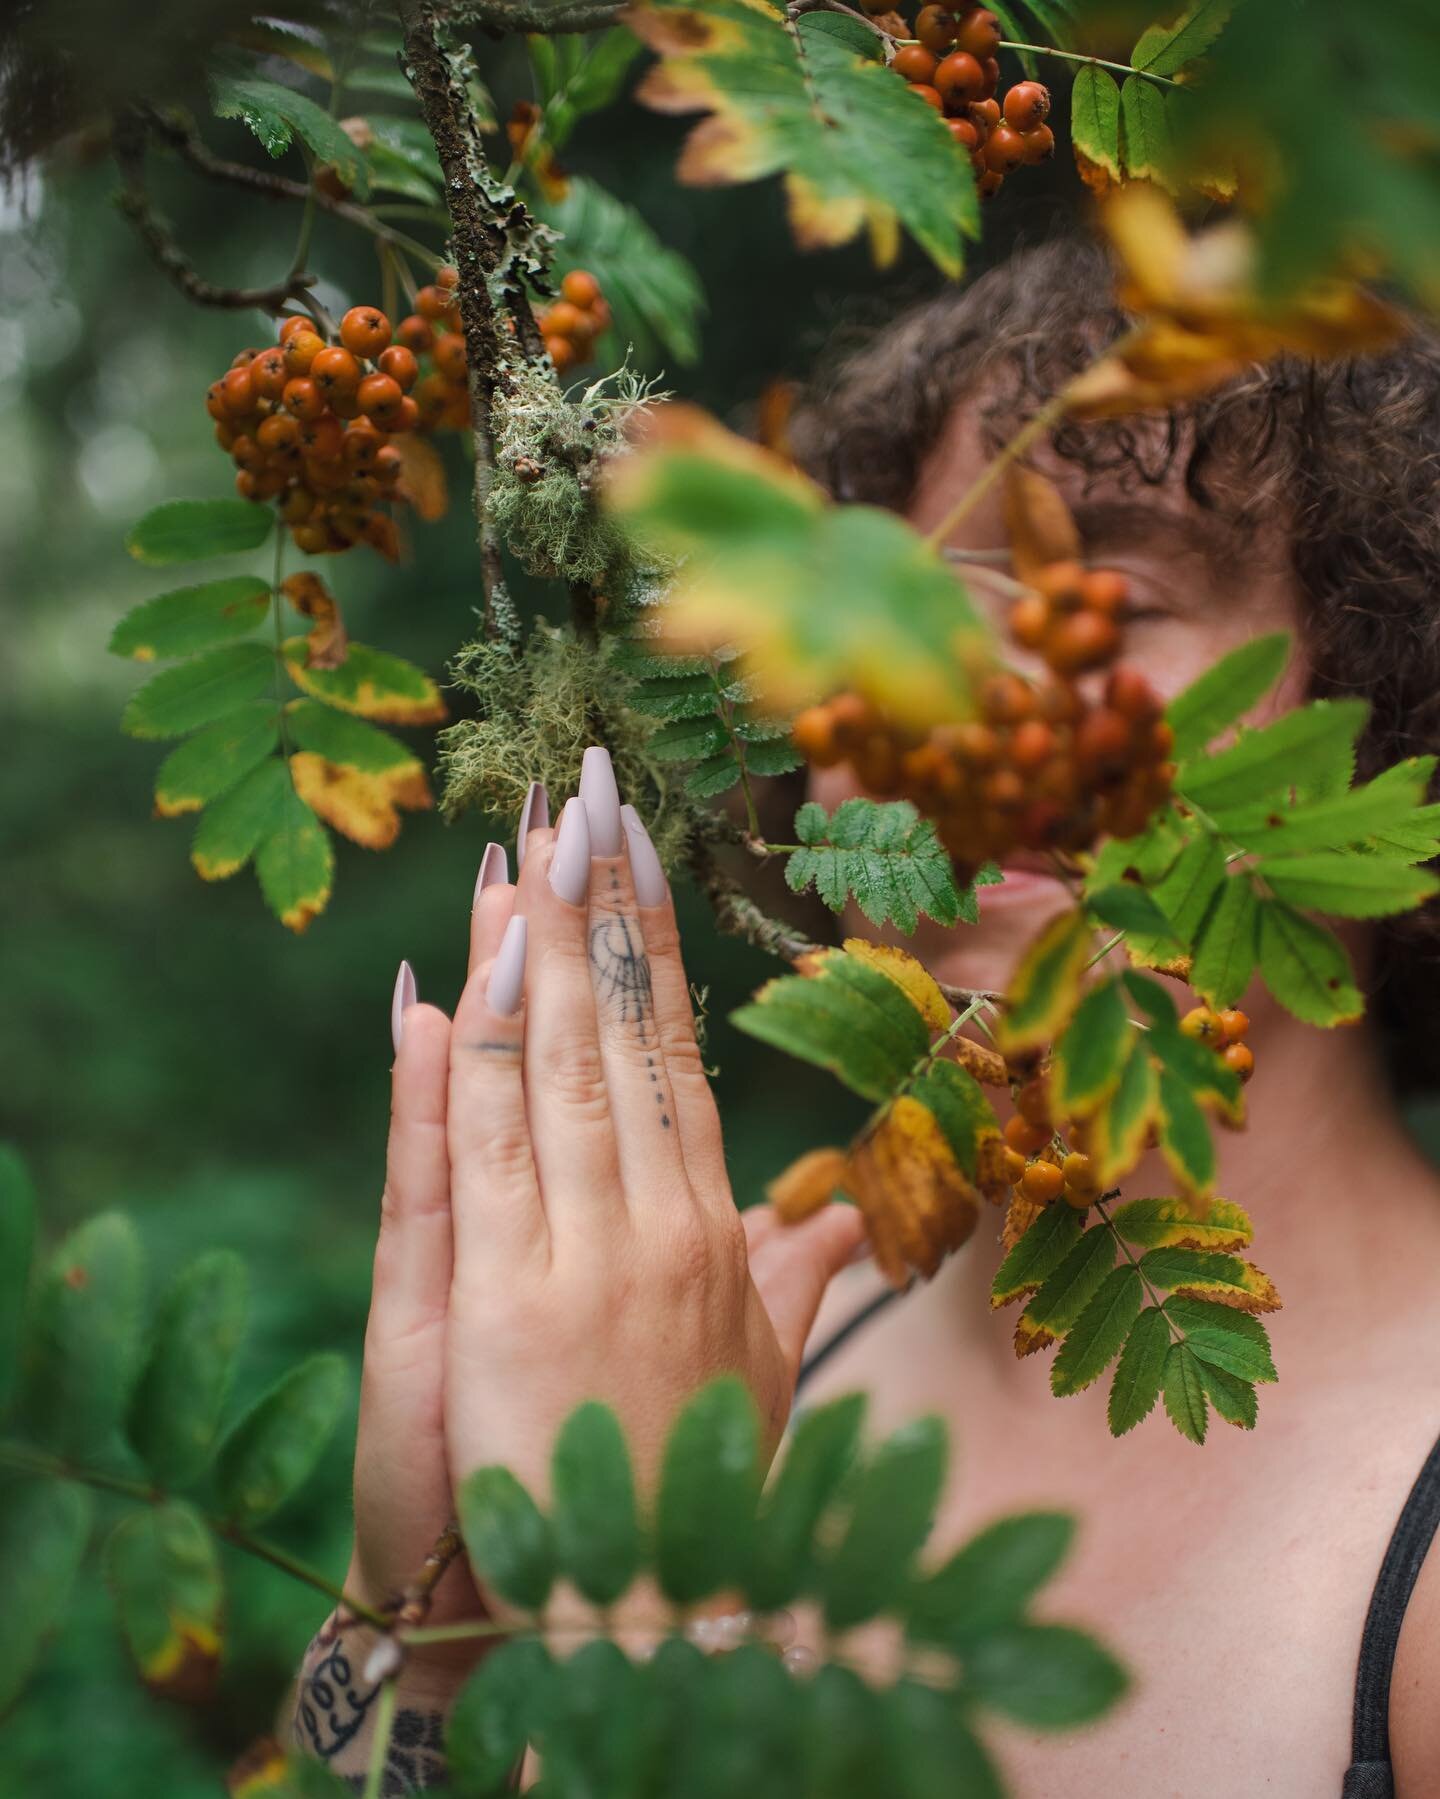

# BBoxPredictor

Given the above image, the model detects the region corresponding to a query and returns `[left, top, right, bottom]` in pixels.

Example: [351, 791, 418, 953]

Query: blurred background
[6, 24, 1406, 1791]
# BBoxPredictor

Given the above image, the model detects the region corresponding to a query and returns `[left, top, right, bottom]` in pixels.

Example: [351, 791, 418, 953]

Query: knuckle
[536, 1035, 611, 1118]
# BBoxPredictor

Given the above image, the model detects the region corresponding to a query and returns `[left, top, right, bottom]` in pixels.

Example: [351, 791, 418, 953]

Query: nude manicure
[579, 744, 623, 857]
[621, 804, 668, 908]
[516, 780, 549, 869]
[473, 840, 507, 905]
[391, 960, 416, 1055]
[485, 915, 528, 1016]
[548, 796, 591, 905]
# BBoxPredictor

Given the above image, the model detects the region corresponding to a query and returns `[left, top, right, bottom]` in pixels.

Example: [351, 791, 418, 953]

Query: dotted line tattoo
[590, 868, 671, 1129]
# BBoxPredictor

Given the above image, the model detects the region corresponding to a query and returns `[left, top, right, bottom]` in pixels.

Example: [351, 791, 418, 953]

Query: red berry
[221, 365, 256, 414]
[310, 346, 362, 398]
[561, 269, 601, 309]
[282, 378, 326, 421]
[1003, 79, 1050, 132]
[985, 121, 1027, 173]
[914, 5, 959, 52]
[946, 116, 980, 149]
[1020, 122, 1055, 163]
[935, 50, 986, 104]
[357, 372, 404, 423]
[415, 284, 449, 320]
[283, 332, 325, 377]
[910, 82, 944, 110]
[396, 314, 435, 354]
[955, 6, 1001, 57]
[339, 306, 393, 358]
[892, 44, 938, 82]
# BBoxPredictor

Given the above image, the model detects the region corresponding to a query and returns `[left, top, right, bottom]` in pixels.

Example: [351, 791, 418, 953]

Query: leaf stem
[996, 41, 1185, 91]
[270, 518, 297, 787]
[1093, 1195, 1180, 1337]
[363, 1678, 399, 1799]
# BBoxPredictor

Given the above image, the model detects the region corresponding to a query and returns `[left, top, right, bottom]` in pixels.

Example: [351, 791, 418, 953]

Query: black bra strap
[1347, 1429, 1440, 1784]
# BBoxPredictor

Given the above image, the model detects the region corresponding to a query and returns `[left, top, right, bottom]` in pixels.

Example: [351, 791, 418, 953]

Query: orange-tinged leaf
[767, 1146, 850, 1222]
[1002, 467, 1081, 589]
[392, 432, 449, 522]
[842, 938, 950, 1033]
[1086, 1036, 1161, 1187]
[845, 1093, 980, 1286]
[994, 909, 1094, 1057]
[282, 639, 446, 725]
[281, 572, 348, 671]
[949, 1034, 1009, 1087]
[1171, 1258, 1280, 1313]
[1015, 1317, 1058, 1358]
[1108, 1194, 1254, 1252]
[255, 790, 334, 933]
[228, 1737, 289, 1796]
[1003, 1192, 1046, 1253]
[289, 753, 431, 851]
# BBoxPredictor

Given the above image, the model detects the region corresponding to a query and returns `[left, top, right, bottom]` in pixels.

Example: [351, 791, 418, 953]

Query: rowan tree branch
[447, 0, 628, 29]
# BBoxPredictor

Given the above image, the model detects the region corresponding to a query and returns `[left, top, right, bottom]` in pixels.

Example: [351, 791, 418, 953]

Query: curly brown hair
[788, 234, 1440, 1085]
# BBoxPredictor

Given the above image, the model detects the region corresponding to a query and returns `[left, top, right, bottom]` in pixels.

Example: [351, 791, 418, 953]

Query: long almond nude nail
[548, 796, 591, 905]
[620, 803, 668, 908]
[485, 915, 528, 1016]
[391, 960, 416, 1055]
[579, 745, 623, 857]
[516, 781, 549, 869]
[473, 841, 507, 906]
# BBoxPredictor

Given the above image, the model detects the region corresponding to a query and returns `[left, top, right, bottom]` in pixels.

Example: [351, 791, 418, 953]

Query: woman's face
[809, 398, 1307, 995]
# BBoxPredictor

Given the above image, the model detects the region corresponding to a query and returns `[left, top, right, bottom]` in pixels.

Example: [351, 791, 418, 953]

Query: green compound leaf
[0, 1475, 91, 1712]
[804, 1663, 892, 1797]
[682, 1641, 808, 1799]
[1051, 1265, 1143, 1397]
[1189, 875, 1259, 1009]
[109, 577, 271, 662]
[1085, 880, 1181, 945]
[964, 1622, 1129, 1728]
[1258, 852, 1439, 919]
[1164, 1295, 1277, 1383]
[1257, 898, 1363, 1026]
[1070, 64, 1122, 185]
[1198, 1360, 1258, 1430]
[648, 715, 731, 761]
[210, 73, 370, 194]
[535, 1639, 648, 1797]
[255, 789, 335, 935]
[1107, 1304, 1171, 1437]
[820, 1414, 947, 1632]
[629, 1, 978, 278]
[448, 1638, 552, 1799]
[128, 1249, 248, 1489]
[1150, 833, 1226, 949]
[908, 1510, 1075, 1648]
[1019, 1225, 1116, 1338]
[125, 498, 273, 565]
[121, 642, 275, 740]
[104, 1500, 224, 1699]
[685, 751, 744, 796]
[1225, 757, 1436, 857]
[1120, 74, 1173, 189]
[1177, 699, 1369, 816]
[550, 1403, 641, 1607]
[990, 1201, 1084, 1309]
[1132, 0, 1234, 77]
[191, 757, 290, 882]
[0, 1146, 38, 1416]
[784, 798, 967, 933]
[214, 1352, 347, 1527]
[746, 1391, 866, 1612]
[1051, 977, 1131, 1117]
[1165, 632, 1290, 762]
[1162, 1341, 1208, 1444]
[458, 1468, 555, 1614]
[153, 703, 279, 817]
[20, 1212, 145, 1459]
[656, 1377, 762, 1605]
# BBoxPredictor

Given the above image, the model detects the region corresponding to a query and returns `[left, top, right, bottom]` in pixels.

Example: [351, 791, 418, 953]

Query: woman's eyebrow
[1069, 497, 1223, 555]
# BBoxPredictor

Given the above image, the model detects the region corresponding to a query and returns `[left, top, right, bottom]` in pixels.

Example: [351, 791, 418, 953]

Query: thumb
[745, 1202, 870, 1380]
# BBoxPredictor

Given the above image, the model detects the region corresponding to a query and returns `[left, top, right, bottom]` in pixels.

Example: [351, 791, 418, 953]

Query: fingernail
[579, 745, 623, 857]
[485, 915, 528, 1016]
[548, 796, 591, 905]
[621, 804, 668, 908]
[473, 841, 508, 905]
[391, 960, 416, 1055]
[516, 781, 549, 869]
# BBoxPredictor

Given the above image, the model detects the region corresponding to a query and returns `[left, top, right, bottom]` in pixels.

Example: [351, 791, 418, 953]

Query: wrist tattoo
[292, 1614, 446, 1791]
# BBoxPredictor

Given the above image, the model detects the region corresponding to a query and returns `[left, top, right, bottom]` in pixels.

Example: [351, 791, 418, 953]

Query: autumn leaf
[282, 639, 446, 724]
[766, 1147, 850, 1221]
[847, 1093, 981, 1286]
[1002, 467, 1081, 589]
[281, 573, 348, 671]
[1068, 186, 1407, 420]
[289, 753, 432, 851]
[842, 938, 950, 1033]
[994, 909, 1094, 1057]
[392, 431, 449, 522]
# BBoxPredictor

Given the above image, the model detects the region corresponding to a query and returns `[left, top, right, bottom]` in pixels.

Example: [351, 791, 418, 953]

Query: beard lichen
[437, 622, 697, 870]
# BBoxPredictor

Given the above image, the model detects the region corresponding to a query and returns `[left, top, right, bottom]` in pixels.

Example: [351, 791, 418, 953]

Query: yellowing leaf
[766, 1147, 850, 1222]
[1002, 466, 1081, 589]
[281, 572, 348, 670]
[105, 1503, 223, 1704]
[289, 752, 432, 851]
[1171, 1258, 1280, 1313]
[282, 639, 446, 725]
[841, 938, 950, 1034]
[995, 909, 1094, 1057]
[1085, 1034, 1160, 1187]
[393, 431, 450, 522]
[1108, 1194, 1254, 1252]
[845, 1093, 979, 1287]
[1069, 186, 1407, 421]
[255, 792, 334, 933]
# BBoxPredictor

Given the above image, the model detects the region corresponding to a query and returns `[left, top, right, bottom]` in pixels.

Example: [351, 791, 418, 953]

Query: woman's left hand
[435, 746, 865, 1519]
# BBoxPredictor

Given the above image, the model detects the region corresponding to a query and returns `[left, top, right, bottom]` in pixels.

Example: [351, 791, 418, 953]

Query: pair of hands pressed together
[349, 745, 865, 1681]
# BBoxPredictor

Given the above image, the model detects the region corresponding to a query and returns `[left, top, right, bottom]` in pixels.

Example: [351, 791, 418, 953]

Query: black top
[797, 1290, 1440, 1798]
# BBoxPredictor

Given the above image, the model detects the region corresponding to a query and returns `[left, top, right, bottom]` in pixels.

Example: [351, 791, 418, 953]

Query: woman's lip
[975, 865, 1071, 907]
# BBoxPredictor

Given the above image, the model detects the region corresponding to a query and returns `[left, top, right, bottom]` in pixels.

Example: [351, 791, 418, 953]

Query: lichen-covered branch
[447, 0, 628, 29]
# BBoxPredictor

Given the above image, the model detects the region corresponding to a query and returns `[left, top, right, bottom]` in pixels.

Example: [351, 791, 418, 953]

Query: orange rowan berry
[214, 422, 235, 451]
[892, 44, 938, 82]
[561, 269, 602, 309]
[1020, 123, 1055, 164]
[910, 82, 944, 110]
[221, 365, 256, 414]
[1009, 593, 1050, 650]
[982, 672, 1036, 726]
[357, 372, 405, 424]
[299, 415, 345, 461]
[437, 264, 460, 290]
[1020, 1159, 1064, 1204]
[252, 348, 289, 400]
[914, 5, 959, 52]
[205, 381, 229, 422]
[311, 346, 362, 398]
[373, 444, 404, 483]
[1062, 1151, 1099, 1199]
[235, 469, 259, 500]
[434, 333, 468, 382]
[969, 97, 1001, 131]
[339, 306, 392, 358]
[1074, 708, 1132, 782]
[792, 705, 840, 765]
[935, 50, 985, 104]
[292, 521, 329, 553]
[230, 433, 262, 471]
[955, 7, 1001, 58]
[257, 413, 300, 455]
[1002, 79, 1050, 132]
[1010, 718, 1057, 774]
[283, 378, 325, 421]
[278, 315, 314, 342]
[396, 314, 435, 354]
[394, 395, 421, 432]
[283, 331, 325, 376]
[1106, 664, 1159, 720]
[950, 721, 1001, 768]
[946, 116, 981, 149]
[1223, 1041, 1255, 1083]
[1180, 1006, 1224, 1045]
[1219, 1009, 1250, 1044]
[546, 334, 578, 371]
[1045, 609, 1121, 675]
[1080, 569, 1129, 615]
[1015, 1078, 1052, 1128]
[1004, 1113, 1050, 1156]
[415, 284, 450, 320]
[376, 345, 419, 391]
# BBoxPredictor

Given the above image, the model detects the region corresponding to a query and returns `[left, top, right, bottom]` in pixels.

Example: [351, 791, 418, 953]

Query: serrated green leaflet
[963, 1623, 1129, 1728]
[1086, 881, 1181, 945]
[533, 1639, 646, 1796]
[1052, 1266, 1143, 1397]
[1108, 1195, 1253, 1251]
[125, 498, 273, 565]
[820, 1414, 946, 1630]
[282, 639, 444, 724]
[747, 1392, 865, 1610]
[550, 1403, 640, 1607]
[105, 1501, 223, 1694]
[991, 1201, 1085, 1308]
[1258, 898, 1363, 1025]
[1259, 852, 1439, 918]
[909, 1059, 996, 1181]
[214, 1352, 347, 1526]
[153, 704, 278, 817]
[449, 1638, 552, 1798]
[1166, 633, 1290, 762]
[1178, 699, 1368, 815]
[191, 757, 289, 882]
[1198, 1361, 1258, 1429]
[1189, 874, 1258, 1008]
[1052, 978, 1130, 1116]
[109, 577, 271, 662]
[891, 1678, 1006, 1798]
[286, 701, 418, 773]
[648, 715, 731, 761]
[1156, 1063, 1215, 1194]
[122, 642, 274, 741]
[1088, 1033, 1160, 1186]
[630, 2, 978, 276]
[129, 1249, 247, 1488]
[255, 790, 334, 934]
[656, 1377, 761, 1604]
[1140, 1247, 1246, 1290]
[908, 1510, 1075, 1648]
[1107, 1305, 1170, 1436]
[1164, 1295, 1277, 1382]
[1151, 833, 1226, 947]
[1070, 65, 1121, 182]
[996, 909, 1093, 1055]
[1021, 1227, 1115, 1335]
[0, 1476, 91, 1711]
[458, 1467, 556, 1613]
[785, 798, 965, 932]
[1120, 76, 1173, 189]
[1162, 1341, 1208, 1443]
[1225, 758, 1435, 856]
[1132, 0, 1234, 76]
[210, 73, 369, 194]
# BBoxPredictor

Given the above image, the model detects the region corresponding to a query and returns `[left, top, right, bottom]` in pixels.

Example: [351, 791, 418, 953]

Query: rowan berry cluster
[879, 3, 1054, 198]
[792, 562, 1174, 876]
[396, 267, 473, 434]
[536, 269, 611, 374]
[206, 299, 433, 559]
[1181, 1006, 1255, 1083]
[1000, 1080, 1102, 1210]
